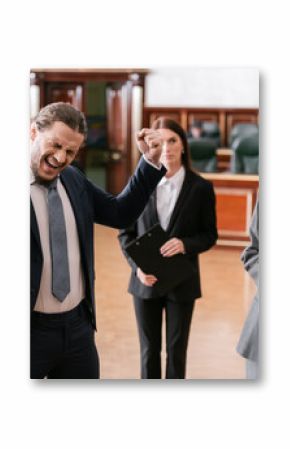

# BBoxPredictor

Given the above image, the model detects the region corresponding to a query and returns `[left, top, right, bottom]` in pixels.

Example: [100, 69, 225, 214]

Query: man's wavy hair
[34, 102, 88, 143]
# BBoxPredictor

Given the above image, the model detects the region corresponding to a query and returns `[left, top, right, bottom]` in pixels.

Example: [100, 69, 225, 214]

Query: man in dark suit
[30, 102, 166, 379]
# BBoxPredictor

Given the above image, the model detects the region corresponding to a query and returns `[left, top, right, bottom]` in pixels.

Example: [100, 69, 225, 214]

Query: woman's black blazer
[119, 170, 218, 303]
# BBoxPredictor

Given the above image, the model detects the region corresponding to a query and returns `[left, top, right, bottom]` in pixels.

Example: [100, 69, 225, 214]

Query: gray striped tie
[47, 179, 70, 301]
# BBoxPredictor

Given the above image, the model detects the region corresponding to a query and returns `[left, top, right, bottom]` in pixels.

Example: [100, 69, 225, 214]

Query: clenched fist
[136, 128, 163, 166]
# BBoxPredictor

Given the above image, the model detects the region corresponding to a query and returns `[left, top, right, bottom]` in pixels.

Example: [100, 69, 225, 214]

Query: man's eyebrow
[48, 138, 78, 150]
[46, 137, 61, 144]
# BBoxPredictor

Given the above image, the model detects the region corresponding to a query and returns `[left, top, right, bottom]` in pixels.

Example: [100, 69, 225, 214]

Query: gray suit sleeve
[237, 199, 259, 362]
[241, 200, 259, 287]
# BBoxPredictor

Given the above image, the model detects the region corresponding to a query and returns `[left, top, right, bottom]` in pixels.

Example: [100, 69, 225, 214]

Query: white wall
[145, 67, 259, 108]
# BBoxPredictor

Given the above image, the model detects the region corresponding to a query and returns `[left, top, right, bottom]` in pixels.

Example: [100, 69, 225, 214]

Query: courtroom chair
[201, 121, 221, 147]
[188, 138, 217, 173]
[229, 123, 258, 147]
[230, 133, 259, 174]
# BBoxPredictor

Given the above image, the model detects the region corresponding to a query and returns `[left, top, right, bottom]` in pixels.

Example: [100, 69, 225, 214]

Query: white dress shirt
[30, 171, 85, 313]
[156, 166, 185, 231]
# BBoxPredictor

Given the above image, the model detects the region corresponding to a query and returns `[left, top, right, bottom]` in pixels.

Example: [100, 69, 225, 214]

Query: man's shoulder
[61, 164, 87, 188]
[64, 163, 85, 176]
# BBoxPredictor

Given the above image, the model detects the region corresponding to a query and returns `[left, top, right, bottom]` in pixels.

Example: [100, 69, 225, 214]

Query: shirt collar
[158, 165, 185, 188]
[30, 168, 36, 185]
[30, 168, 60, 187]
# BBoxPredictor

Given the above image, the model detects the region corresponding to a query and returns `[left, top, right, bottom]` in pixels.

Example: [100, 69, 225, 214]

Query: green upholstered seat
[201, 121, 221, 147]
[230, 133, 259, 174]
[229, 123, 258, 147]
[188, 138, 217, 173]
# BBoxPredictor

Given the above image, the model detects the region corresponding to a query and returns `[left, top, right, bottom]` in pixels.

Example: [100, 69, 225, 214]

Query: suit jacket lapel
[138, 191, 160, 230]
[30, 198, 41, 249]
[150, 191, 159, 225]
[166, 171, 194, 234]
[60, 170, 85, 238]
[60, 169, 92, 278]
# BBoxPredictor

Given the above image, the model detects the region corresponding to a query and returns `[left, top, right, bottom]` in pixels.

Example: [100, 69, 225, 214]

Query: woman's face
[158, 128, 184, 170]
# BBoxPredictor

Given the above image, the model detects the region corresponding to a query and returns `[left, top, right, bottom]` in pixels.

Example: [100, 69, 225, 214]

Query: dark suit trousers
[31, 301, 99, 379]
[133, 296, 195, 379]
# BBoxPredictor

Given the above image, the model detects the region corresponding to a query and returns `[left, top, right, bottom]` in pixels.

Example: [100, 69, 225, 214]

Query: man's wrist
[142, 154, 162, 170]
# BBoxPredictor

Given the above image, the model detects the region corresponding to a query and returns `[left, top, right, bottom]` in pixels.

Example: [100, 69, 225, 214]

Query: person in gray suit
[237, 199, 259, 379]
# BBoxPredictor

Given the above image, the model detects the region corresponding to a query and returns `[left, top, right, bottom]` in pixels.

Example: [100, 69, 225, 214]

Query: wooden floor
[93, 224, 255, 380]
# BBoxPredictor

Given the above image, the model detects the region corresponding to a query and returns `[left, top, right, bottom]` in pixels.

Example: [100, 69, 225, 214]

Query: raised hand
[136, 128, 163, 166]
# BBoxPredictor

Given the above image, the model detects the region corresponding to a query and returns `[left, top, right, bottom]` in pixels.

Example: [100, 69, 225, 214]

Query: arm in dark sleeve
[118, 223, 138, 273]
[85, 157, 166, 229]
[181, 181, 218, 255]
[241, 199, 259, 287]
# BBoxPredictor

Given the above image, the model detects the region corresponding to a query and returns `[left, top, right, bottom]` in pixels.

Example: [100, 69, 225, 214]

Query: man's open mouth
[45, 158, 60, 169]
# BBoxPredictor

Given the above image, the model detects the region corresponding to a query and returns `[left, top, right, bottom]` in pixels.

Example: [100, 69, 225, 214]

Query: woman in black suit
[119, 117, 218, 379]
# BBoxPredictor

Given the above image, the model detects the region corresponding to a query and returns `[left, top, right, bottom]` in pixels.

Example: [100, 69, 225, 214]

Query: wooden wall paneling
[130, 81, 145, 172]
[31, 69, 150, 84]
[144, 107, 259, 147]
[216, 148, 232, 172]
[107, 85, 123, 150]
[146, 110, 181, 126]
[125, 80, 133, 175]
[106, 82, 130, 194]
[218, 111, 226, 146]
[39, 81, 46, 111]
[226, 111, 259, 143]
[187, 110, 220, 144]
[45, 83, 84, 111]
[215, 188, 253, 235]
[180, 109, 188, 131]
[201, 173, 259, 247]
[187, 111, 219, 127]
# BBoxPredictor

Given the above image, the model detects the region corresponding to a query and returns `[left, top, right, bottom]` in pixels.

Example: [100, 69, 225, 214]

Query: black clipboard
[124, 224, 194, 296]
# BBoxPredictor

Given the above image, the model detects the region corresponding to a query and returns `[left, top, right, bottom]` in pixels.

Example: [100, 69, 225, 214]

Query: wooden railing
[201, 172, 259, 247]
[143, 107, 259, 147]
